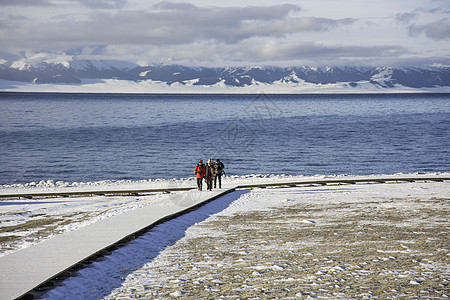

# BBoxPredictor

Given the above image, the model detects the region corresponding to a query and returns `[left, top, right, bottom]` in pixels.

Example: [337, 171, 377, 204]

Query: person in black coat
[213, 159, 225, 189]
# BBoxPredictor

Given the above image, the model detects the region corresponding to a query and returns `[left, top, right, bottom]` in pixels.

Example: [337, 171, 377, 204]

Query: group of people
[194, 158, 225, 191]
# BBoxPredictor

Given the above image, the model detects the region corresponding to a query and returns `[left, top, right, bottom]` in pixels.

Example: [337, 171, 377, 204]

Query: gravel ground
[106, 183, 449, 299]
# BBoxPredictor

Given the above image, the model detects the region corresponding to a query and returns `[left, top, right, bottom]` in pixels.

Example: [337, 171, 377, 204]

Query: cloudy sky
[0, 0, 449, 67]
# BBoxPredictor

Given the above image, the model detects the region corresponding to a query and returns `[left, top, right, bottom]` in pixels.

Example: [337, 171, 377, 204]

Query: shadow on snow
[43, 189, 249, 300]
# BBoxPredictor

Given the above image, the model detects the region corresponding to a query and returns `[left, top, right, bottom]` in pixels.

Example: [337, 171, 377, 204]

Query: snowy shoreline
[1, 172, 448, 257]
[1, 173, 449, 299]
[1, 172, 449, 195]
[1, 79, 450, 94]
[31, 175, 447, 299]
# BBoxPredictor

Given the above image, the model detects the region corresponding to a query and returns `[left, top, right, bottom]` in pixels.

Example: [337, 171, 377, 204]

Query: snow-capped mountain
[0, 51, 449, 91]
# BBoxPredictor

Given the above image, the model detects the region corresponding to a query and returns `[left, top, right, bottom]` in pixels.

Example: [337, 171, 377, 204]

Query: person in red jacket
[204, 158, 215, 191]
[194, 160, 205, 191]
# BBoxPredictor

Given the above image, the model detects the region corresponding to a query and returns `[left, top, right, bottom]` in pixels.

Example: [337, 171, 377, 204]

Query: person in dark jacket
[204, 158, 215, 191]
[194, 160, 205, 191]
[213, 159, 225, 188]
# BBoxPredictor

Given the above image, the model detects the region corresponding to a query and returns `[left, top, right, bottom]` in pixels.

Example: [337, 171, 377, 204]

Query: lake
[0, 93, 448, 185]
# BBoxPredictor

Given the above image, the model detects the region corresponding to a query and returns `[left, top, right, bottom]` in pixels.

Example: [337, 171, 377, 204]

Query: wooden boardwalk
[0, 188, 236, 300]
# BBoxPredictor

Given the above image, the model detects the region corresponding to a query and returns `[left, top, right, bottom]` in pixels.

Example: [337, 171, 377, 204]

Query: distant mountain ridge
[1, 52, 449, 89]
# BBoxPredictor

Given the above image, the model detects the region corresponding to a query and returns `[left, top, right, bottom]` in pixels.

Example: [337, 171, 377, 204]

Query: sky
[0, 0, 449, 67]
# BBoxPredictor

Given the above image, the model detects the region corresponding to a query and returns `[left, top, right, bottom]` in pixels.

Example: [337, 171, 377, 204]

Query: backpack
[195, 163, 205, 176]
[215, 161, 224, 174]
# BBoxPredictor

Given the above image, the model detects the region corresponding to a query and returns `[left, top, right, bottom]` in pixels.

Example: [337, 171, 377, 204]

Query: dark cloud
[395, 11, 417, 23]
[408, 18, 450, 40]
[132, 39, 415, 67]
[7, 14, 29, 21]
[69, 0, 128, 9]
[0, 3, 299, 49]
[26, 3, 352, 46]
[395, 8, 450, 40]
[241, 17, 356, 35]
[0, 0, 54, 6]
[395, 8, 450, 23]
[1, 1, 447, 67]
[256, 41, 408, 61]
[153, 1, 197, 11]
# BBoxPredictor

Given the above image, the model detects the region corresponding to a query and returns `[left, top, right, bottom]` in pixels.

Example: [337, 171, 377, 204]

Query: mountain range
[1, 52, 450, 92]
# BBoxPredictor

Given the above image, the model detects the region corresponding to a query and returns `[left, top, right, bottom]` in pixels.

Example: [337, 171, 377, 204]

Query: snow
[1, 172, 446, 195]
[372, 67, 394, 80]
[4, 51, 137, 72]
[1, 78, 450, 94]
[181, 78, 200, 85]
[1, 173, 449, 299]
[9, 52, 73, 70]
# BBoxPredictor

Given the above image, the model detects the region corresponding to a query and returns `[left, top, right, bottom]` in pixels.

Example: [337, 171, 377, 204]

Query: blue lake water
[0, 93, 449, 185]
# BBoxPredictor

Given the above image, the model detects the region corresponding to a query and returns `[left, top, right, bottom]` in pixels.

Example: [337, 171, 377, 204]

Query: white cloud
[0, 0, 449, 67]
